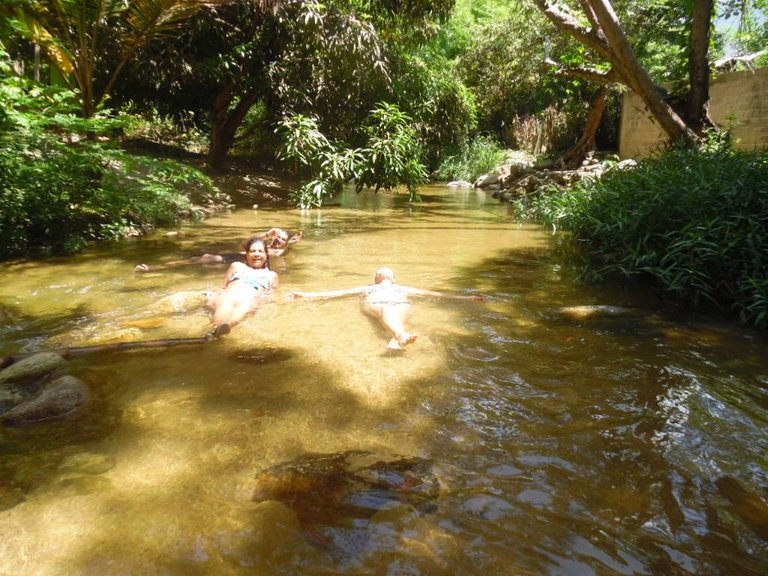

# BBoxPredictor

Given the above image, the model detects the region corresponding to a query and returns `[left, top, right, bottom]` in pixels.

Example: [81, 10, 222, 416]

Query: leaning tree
[530, 0, 718, 159]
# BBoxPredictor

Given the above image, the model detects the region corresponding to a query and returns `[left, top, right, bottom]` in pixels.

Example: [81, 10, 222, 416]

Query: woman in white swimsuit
[290, 267, 483, 351]
[206, 237, 279, 336]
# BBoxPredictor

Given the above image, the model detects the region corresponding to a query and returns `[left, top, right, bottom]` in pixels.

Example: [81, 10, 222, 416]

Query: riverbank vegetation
[521, 140, 768, 329]
[0, 46, 218, 258]
[1, 0, 767, 327]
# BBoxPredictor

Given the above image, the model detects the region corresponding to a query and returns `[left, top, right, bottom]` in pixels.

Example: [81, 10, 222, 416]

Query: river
[0, 184, 766, 575]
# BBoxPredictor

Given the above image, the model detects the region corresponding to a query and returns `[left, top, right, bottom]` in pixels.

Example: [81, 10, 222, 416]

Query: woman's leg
[209, 284, 258, 331]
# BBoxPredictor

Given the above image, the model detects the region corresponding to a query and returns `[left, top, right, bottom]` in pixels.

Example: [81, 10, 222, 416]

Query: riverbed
[0, 184, 766, 575]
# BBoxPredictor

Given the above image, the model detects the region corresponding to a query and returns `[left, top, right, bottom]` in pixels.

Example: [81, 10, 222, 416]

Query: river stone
[58, 452, 116, 475]
[253, 451, 440, 527]
[149, 290, 208, 314]
[0, 375, 91, 425]
[0, 352, 67, 386]
[0, 386, 23, 413]
[549, 305, 642, 321]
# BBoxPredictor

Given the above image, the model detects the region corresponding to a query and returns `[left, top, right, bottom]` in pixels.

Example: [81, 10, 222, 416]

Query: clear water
[0, 184, 766, 575]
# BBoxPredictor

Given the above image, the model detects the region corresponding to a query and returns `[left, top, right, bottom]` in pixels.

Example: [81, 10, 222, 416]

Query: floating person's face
[374, 267, 395, 284]
[246, 240, 268, 268]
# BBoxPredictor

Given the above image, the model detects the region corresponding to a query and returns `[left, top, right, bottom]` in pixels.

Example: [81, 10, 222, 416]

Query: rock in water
[252, 451, 440, 526]
[0, 375, 91, 425]
[0, 352, 67, 386]
[549, 305, 642, 321]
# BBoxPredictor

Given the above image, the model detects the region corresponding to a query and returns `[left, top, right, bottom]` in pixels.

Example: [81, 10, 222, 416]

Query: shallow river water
[0, 184, 767, 575]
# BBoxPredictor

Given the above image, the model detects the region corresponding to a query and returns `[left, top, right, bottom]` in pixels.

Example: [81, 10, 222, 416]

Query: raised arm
[290, 286, 368, 300]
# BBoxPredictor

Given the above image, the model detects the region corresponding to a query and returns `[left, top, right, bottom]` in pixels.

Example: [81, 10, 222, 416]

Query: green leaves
[278, 103, 427, 208]
[12, 0, 212, 117]
[433, 134, 508, 181]
[527, 145, 768, 330]
[0, 44, 215, 258]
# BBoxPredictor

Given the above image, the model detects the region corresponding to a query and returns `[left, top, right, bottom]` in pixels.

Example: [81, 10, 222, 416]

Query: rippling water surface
[0, 184, 766, 575]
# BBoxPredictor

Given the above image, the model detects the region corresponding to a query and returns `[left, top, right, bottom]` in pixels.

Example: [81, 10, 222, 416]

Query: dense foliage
[278, 103, 427, 208]
[526, 144, 768, 329]
[432, 134, 508, 182]
[0, 45, 216, 259]
[11, 0, 211, 118]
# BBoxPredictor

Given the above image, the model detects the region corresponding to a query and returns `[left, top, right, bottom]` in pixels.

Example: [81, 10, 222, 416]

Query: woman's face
[246, 241, 268, 268]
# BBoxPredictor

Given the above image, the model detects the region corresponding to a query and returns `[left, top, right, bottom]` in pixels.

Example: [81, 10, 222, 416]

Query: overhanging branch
[544, 58, 622, 84]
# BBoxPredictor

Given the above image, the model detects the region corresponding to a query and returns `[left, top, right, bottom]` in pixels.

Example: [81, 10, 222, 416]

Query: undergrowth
[523, 143, 768, 329]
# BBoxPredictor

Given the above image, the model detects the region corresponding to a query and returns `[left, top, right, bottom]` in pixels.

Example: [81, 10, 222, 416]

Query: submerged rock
[149, 290, 209, 314]
[0, 375, 91, 425]
[58, 452, 116, 476]
[0, 352, 67, 386]
[0, 386, 23, 413]
[548, 305, 643, 322]
[252, 451, 440, 527]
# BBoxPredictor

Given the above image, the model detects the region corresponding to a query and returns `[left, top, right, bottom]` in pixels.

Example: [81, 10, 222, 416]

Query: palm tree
[13, 0, 215, 118]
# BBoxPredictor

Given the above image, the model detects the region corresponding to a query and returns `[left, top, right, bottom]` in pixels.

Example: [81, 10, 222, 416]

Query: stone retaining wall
[620, 66, 768, 158]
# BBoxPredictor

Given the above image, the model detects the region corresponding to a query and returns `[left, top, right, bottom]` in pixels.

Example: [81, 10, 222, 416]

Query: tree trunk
[532, 0, 700, 147]
[686, 0, 715, 132]
[585, 0, 698, 146]
[558, 86, 610, 168]
[207, 85, 260, 171]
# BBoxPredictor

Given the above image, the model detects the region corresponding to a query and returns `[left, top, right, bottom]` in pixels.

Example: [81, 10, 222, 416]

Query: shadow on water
[0, 184, 766, 574]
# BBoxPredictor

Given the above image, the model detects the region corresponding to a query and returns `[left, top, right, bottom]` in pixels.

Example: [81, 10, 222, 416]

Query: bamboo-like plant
[12, 0, 215, 118]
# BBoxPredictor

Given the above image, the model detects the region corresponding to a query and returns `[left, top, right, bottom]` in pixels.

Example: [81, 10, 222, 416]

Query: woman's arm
[222, 262, 244, 287]
[289, 286, 367, 300]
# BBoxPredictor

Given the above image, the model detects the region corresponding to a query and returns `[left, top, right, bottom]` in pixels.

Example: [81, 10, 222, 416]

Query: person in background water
[290, 266, 484, 351]
[206, 236, 279, 337]
[134, 228, 302, 272]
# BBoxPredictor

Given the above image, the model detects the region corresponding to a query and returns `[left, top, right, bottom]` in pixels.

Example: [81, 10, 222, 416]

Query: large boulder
[0, 352, 67, 386]
[148, 290, 209, 314]
[253, 451, 440, 526]
[547, 305, 643, 321]
[0, 375, 91, 425]
[0, 386, 23, 413]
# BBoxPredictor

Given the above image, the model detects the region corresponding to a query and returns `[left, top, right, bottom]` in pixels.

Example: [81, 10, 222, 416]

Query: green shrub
[527, 145, 768, 329]
[433, 134, 508, 182]
[0, 46, 215, 259]
[279, 104, 427, 209]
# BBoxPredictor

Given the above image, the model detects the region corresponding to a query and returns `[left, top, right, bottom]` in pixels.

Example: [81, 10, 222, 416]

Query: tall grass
[433, 134, 508, 182]
[527, 145, 768, 329]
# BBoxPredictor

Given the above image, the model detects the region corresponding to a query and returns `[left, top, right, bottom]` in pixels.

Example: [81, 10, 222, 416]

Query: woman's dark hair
[242, 237, 270, 269]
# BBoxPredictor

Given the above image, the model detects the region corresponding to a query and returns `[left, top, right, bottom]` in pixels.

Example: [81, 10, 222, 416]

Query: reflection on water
[0, 185, 767, 574]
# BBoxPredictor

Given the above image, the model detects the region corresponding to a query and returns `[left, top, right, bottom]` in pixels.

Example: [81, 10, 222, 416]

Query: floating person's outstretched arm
[400, 286, 485, 301]
[289, 286, 368, 300]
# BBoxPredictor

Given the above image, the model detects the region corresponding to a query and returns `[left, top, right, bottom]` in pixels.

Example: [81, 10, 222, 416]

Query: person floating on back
[290, 267, 484, 351]
[206, 236, 279, 337]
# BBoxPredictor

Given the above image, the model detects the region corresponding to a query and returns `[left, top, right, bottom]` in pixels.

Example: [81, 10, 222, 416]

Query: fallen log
[0, 335, 213, 369]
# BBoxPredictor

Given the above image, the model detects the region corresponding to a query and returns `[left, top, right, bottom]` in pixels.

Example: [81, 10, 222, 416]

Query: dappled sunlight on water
[1, 185, 767, 575]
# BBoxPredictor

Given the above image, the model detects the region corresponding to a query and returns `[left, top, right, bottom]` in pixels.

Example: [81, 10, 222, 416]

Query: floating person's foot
[386, 338, 403, 351]
[135, 264, 150, 272]
[397, 332, 417, 347]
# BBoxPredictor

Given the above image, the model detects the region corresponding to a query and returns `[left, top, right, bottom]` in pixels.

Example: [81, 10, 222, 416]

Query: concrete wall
[619, 66, 768, 158]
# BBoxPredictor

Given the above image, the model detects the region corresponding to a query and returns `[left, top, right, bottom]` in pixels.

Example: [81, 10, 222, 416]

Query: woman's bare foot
[213, 323, 231, 338]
